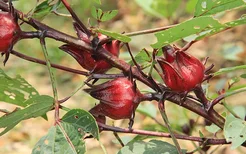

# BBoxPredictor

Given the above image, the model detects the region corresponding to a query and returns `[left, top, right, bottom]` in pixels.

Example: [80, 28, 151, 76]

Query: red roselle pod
[59, 34, 120, 73]
[0, 12, 20, 53]
[157, 46, 205, 92]
[85, 77, 142, 120]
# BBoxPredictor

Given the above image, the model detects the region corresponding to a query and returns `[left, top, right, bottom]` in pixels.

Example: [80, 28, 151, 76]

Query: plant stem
[222, 102, 241, 119]
[61, 0, 91, 36]
[11, 50, 89, 76]
[124, 24, 177, 37]
[113, 132, 125, 147]
[158, 100, 183, 154]
[98, 123, 230, 145]
[40, 32, 59, 122]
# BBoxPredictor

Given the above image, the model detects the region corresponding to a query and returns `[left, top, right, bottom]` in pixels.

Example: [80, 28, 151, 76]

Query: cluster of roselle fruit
[0, 11, 206, 129]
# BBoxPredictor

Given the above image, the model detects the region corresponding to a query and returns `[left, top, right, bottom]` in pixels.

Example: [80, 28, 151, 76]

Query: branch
[99, 123, 229, 145]
[0, 1, 225, 128]
[11, 50, 89, 76]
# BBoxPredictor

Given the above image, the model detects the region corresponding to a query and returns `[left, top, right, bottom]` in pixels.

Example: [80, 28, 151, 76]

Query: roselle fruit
[157, 46, 205, 92]
[59, 34, 120, 73]
[0, 12, 20, 53]
[85, 77, 142, 120]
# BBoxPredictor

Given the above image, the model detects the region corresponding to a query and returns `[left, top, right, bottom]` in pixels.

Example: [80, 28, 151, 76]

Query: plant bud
[0, 12, 20, 53]
[59, 34, 120, 73]
[85, 78, 142, 120]
[157, 47, 205, 92]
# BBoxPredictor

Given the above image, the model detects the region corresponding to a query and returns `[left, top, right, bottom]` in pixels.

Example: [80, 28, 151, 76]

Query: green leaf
[128, 49, 152, 68]
[32, 122, 86, 154]
[151, 16, 222, 49]
[186, 0, 197, 13]
[117, 139, 186, 154]
[151, 0, 181, 18]
[194, 0, 246, 17]
[233, 106, 246, 120]
[62, 109, 99, 140]
[199, 130, 204, 138]
[228, 77, 240, 87]
[135, 0, 181, 18]
[214, 65, 246, 76]
[0, 95, 54, 136]
[91, 6, 118, 22]
[93, 0, 101, 5]
[194, 15, 246, 41]
[205, 124, 221, 134]
[97, 29, 131, 42]
[136, 103, 157, 118]
[0, 69, 39, 106]
[32, 0, 62, 20]
[240, 74, 246, 79]
[224, 113, 246, 149]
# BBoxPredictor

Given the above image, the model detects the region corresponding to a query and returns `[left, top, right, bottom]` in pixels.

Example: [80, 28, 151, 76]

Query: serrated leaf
[62, 109, 99, 140]
[195, 0, 246, 17]
[224, 113, 246, 149]
[205, 123, 221, 134]
[0, 95, 53, 136]
[151, 16, 222, 49]
[32, 122, 85, 154]
[117, 139, 186, 154]
[136, 103, 157, 118]
[0, 69, 39, 106]
[97, 29, 131, 42]
[91, 6, 118, 22]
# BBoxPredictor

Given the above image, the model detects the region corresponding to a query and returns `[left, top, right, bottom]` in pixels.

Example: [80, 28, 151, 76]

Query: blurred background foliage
[0, 0, 246, 153]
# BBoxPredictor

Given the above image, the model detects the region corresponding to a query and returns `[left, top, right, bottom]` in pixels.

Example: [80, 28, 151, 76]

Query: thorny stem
[158, 97, 182, 154]
[99, 123, 230, 145]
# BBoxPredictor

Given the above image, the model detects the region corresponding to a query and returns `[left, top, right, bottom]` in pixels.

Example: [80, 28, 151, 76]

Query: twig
[61, 0, 91, 36]
[99, 123, 229, 145]
[39, 31, 59, 122]
[11, 50, 89, 76]
[158, 95, 182, 154]
[124, 24, 177, 37]
[113, 132, 125, 147]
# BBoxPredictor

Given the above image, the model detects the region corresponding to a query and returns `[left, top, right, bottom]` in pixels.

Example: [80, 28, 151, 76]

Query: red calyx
[157, 46, 205, 92]
[85, 77, 142, 120]
[59, 34, 120, 73]
[0, 12, 20, 53]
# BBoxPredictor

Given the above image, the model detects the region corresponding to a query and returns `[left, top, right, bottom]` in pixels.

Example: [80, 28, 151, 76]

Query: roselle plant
[0, 0, 246, 154]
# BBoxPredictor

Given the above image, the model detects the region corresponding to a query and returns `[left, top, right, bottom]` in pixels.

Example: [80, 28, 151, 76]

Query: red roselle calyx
[59, 33, 120, 73]
[157, 46, 205, 92]
[85, 77, 142, 120]
[0, 12, 20, 53]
